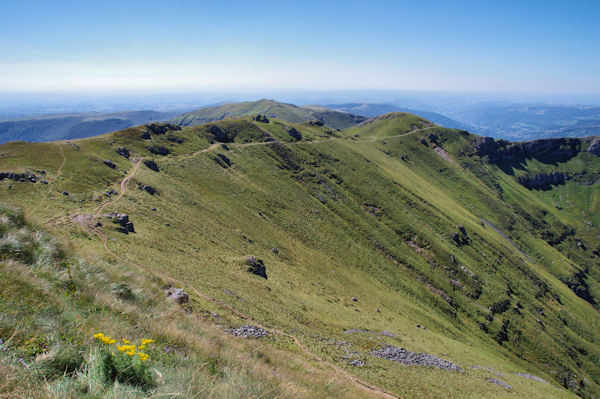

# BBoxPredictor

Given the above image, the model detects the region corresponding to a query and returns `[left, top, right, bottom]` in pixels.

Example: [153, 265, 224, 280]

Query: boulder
[167, 135, 184, 143]
[165, 287, 190, 305]
[206, 124, 232, 142]
[115, 147, 130, 158]
[246, 256, 267, 279]
[309, 120, 325, 126]
[145, 123, 181, 135]
[147, 145, 170, 156]
[143, 160, 159, 172]
[286, 126, 302, 140]
[143, 185, 156, 195]
[103, 160, 117, 169]
[140, 131, 151, 140]
[253, 114, 270, 123]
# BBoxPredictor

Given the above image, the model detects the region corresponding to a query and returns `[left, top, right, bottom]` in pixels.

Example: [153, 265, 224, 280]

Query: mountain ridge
[1, 104, 599, 398]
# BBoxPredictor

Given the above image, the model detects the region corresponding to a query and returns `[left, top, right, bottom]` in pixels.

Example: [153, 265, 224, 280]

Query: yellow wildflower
[122, 339, 130, 344]
[126, 350, 136, 356]
[93, 333, 104, 339]
[137, 352, 149, 361]
[138, 345, 146, 350]
[117, 345, 126, 352]
[141, 339, 154, 345]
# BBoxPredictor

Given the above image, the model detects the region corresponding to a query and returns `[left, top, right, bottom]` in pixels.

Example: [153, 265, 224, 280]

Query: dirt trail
[26, 144, 66, 217]
[94, 158, 141, 217]
[183, 126, 431, 159]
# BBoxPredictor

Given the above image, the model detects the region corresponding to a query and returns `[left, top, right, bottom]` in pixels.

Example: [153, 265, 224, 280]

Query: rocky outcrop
[286, 127, 302, 140]
[106, 212, 135, 234]
[206, 124, 232, 142]
[143, 185, 156, 195]
[562, 270, 595, 305]
[246, 256, 267, 279]
[214, 153, 231, 168]
[103, 160, 117, 169]
[115, 147, 130, 158]
[143, 160, 159, 172]
[167, 135, 183, 143]
[0, 171, 38, 183]
[587, 137, 600, 156]
[309, 120, 324, 126]
[253, 114, 270, 123]
[147, 145, 170, 156]
[518, 172, 570, 190]
[145, 123, 181, 135]
[472, 136, 581, 163]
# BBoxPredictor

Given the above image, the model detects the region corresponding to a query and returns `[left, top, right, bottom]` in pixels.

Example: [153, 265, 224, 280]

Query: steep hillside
[0, 110, 179, 144]
[1, 111, 599, 398]
[171, 99, 366, 130]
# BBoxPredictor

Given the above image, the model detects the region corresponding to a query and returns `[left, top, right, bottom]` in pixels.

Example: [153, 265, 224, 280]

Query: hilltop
[1, 107, 599, 398]
[170, 99, 367, 130]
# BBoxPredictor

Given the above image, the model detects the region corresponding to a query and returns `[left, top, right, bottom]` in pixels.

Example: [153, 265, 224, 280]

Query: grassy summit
[1, 108, 599, 398]
[170, 99, 367, 130]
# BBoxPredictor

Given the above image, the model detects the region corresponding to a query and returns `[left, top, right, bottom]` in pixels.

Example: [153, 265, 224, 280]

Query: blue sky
[0, 0, 598, 94]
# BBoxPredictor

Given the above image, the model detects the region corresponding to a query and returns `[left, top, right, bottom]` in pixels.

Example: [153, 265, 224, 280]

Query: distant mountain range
[0, 110, 178, 143]
[325, 103, 470, 130]
[449, 104, 600, 141]
[1, 99, 599, 145]
[170, 99, 367, 130]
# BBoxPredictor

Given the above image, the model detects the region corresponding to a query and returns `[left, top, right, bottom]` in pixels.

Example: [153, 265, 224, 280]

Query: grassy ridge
[171, 99, 367, 130]
[1, 111, 599, 397]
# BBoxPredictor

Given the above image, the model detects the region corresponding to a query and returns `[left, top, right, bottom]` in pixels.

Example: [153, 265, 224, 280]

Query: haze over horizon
[1, 0, 599, 96]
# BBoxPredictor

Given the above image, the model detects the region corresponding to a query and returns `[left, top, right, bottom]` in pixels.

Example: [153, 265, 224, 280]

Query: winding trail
[76, 126, 438, 398]
[94, 158, 141, 218]
[26, 144, 66, 217]
[86, 151, 401, 398]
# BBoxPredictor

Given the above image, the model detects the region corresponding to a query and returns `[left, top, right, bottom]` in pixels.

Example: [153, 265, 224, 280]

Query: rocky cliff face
[472, 136, 582, 163]
[517, 172, 570, 190]
[588, 137, 600, 156]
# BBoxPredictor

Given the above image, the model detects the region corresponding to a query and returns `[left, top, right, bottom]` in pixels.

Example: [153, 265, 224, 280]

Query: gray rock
[115, 147, 130, 158]
[286, 126, 302, 140]
[246, 256, 267, 279]
[227, 324, 268, 338]
[143, 160, 159, 172]
[103, 160, 117, 169]
[513, 373, 548, 384]
[487, 378, 512, 390]
[165, 287, 190, 305]
[370, 345, 462, 372]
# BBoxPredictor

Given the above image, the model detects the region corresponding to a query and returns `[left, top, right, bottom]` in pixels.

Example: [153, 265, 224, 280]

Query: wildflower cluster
[93, 333, 116, 345]
[93, 333, 154, 362]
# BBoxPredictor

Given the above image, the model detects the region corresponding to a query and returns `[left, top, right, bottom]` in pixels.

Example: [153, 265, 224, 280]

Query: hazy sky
[1, 0, 599, 94]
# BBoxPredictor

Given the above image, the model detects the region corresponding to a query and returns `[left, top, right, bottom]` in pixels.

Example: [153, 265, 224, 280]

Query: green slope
[1, 111, 599, 398]
[170, 99, 366, 130]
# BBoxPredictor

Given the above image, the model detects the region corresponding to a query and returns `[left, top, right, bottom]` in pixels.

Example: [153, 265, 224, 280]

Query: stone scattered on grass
[165, 287, 190, 305]
[487, 378, 512, 390]
[513, 373, 548, 384]
[227, 324, 268, 338]
[370, 345, 462, 372]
